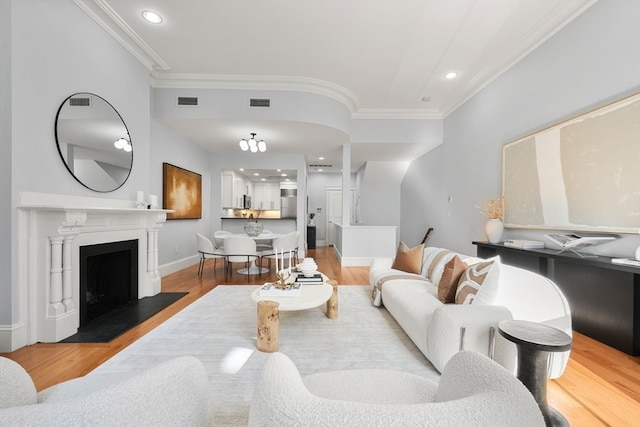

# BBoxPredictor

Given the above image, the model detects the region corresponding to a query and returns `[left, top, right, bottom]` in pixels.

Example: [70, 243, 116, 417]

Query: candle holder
[273, 269, 294, 289]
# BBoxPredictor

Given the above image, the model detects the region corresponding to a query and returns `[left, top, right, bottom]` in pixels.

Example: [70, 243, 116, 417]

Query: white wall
[0, 0, 12, 328]
[150, 120, 213, 267]
[401, 0, 640, 257]
[2, 0, 153, 348]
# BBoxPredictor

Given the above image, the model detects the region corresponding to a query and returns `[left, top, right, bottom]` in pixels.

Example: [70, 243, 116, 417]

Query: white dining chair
[213, 230, 232, 250]
[255, 229, 274, 252]
[224, 235, 259, 281]
[196, 233, 225, 277]
[261, 231, 298, 270]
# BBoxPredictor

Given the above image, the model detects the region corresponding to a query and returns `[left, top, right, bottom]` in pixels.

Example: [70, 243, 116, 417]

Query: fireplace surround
[9, 192, 169, 348]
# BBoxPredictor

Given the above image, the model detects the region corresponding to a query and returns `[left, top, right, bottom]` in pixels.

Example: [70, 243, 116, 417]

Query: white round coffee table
[251, 282, 333, 311]
[252, 279, 338, 352]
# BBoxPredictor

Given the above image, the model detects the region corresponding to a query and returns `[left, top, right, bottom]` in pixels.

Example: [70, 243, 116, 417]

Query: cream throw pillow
[455, 256, 501, 305]
[391, 242, 424, 275]
[437, 255, 467, 303]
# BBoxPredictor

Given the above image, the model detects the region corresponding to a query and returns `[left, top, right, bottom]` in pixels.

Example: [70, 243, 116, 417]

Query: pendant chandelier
[239, 132, 266, 153]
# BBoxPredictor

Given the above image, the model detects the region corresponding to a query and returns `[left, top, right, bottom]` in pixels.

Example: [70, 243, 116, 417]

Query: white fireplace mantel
[10, 192, 171, 349]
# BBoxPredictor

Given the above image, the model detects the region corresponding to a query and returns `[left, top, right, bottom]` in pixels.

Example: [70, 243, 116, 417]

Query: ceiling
[75, 0, 595, 173]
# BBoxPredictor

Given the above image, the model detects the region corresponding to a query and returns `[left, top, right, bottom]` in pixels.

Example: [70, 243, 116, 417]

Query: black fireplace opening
[79, 239, 138, 326]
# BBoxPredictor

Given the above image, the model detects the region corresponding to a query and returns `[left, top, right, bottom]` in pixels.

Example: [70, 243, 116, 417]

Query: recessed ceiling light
[253, 173, 259, 176]
[142, 10, 163, 24]
[317, 169, 323, 172]
[318, 157, 325, 160]
[444, 72, 459, 80]
[281, 173, 287, 177]
[261, 178, 266, 181]
[276, 169, 282, 172]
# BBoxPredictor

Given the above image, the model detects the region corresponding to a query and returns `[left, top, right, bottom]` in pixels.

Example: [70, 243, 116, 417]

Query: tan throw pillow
[455, 257, 501, 305]
[437, 256, 467, 303]
[391, 242, 424, 274]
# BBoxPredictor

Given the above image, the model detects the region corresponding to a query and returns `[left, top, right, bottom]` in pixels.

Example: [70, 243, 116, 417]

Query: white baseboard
[0, 322, 27, 353]
[159, 255, 199, 277]
[332, 245, 375, 266]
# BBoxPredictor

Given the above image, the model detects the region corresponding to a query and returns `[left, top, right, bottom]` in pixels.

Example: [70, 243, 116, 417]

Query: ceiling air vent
[69, 97, 91, 107]
[177, 96, 199, 106]
[309, 164, 333, 168]
[249, 98, 270, 107]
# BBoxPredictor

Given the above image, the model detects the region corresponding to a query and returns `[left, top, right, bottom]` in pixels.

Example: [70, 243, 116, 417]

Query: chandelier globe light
[114, 138, 132, 152]
[239, 133, 266, 153]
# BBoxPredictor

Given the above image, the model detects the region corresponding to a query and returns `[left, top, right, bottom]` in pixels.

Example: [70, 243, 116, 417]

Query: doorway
[325, 188, 356, 246]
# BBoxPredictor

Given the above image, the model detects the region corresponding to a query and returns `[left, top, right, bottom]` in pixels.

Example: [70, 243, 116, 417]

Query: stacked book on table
[258, 282, 301, 297]
[295, 273, 323, 284]
[503, 239, 545, 249]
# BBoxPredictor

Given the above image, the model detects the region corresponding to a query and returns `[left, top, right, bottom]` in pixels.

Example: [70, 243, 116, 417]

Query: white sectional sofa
[369, 246, 572, 378]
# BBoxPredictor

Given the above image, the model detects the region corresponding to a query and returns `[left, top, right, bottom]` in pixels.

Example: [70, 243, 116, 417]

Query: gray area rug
[90, 285, 439, 426]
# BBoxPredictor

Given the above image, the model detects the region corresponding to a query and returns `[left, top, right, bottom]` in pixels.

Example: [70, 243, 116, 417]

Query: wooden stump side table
[253, 280, 337, 352]
[498, 320, 572, 427]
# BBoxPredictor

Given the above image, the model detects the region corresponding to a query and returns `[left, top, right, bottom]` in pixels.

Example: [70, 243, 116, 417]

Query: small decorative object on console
[545, 233, 616, 257]
[504, 239, 544, 249]
[478, 196, 505, 244]
[611, 258, 640, 267]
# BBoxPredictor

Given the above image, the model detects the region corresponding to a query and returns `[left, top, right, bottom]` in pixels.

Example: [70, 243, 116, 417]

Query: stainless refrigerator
[280, 188, 297, 218]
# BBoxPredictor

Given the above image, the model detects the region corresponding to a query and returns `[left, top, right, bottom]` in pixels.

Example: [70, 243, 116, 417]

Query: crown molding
[440, 0, 597, 117]
[73, 0, 169, 71]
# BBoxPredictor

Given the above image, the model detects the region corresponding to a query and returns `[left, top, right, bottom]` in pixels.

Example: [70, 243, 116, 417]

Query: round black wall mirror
[55, 93, 133, 192]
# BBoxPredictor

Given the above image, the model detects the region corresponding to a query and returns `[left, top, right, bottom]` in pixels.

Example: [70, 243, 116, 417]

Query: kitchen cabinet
[222, 171, 251, 208]
[254, 183, 279, 210]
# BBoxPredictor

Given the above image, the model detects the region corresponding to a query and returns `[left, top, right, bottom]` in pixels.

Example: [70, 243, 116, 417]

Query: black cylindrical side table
[307, 225, 316, 249]
[498, 320, 572, 427]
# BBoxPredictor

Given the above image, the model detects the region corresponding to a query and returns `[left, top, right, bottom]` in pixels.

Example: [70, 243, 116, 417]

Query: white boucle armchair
[248, 351, 544, 427]
[0, 355, 214, 427]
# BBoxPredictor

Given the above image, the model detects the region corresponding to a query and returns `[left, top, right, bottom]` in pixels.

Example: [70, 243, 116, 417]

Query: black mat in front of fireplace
[60, 292, 188, 343]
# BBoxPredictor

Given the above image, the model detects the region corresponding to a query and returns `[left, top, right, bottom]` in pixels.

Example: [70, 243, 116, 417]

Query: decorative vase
[308, 219, 315, 226]
[485, 219, 504, 244]
[244, 221, 264, 236]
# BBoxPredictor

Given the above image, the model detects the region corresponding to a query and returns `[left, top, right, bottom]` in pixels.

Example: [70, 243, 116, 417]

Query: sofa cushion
[455, 257, 501, 305]
[391, 242, 424, 274]
[422, 248, 457, 284]
[437, 256, 467, 303]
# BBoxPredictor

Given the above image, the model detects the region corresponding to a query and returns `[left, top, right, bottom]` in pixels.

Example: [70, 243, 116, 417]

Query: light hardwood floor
[2, 247, 638, 426]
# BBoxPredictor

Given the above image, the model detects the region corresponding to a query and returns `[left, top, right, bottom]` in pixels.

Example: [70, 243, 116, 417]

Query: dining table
[221, 233, 284, 275]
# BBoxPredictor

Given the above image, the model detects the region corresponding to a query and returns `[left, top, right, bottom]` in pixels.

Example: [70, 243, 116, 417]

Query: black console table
[473, 241, 640, 355]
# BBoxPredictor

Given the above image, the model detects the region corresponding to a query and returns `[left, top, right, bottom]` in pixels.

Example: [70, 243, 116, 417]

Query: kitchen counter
[221, 217, 297, 235]
[220, 217, 296, 220]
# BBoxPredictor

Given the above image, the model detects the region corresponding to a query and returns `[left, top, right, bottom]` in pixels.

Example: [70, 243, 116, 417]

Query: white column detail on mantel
[14, 192, 171, 347]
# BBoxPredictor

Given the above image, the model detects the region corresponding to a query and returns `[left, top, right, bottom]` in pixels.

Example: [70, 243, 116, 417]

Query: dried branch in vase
[478, 195, 505, 219]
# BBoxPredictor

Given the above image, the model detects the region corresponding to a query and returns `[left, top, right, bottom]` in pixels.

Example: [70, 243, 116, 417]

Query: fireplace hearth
[80, 240, 138, 326]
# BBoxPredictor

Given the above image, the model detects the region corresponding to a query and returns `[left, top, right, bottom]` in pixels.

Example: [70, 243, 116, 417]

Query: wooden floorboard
[2, 246, 638, 426]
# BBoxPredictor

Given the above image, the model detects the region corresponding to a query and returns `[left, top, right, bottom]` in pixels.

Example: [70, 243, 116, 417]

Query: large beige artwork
[163, 163, 202, 220]
[503, 93, 640, 233]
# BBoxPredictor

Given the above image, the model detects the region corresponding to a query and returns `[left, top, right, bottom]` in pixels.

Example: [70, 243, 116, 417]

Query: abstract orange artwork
[162, 163, 202, 219]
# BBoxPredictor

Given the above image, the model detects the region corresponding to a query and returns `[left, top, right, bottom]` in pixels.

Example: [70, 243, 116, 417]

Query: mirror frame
[55, 92, 133, 192]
